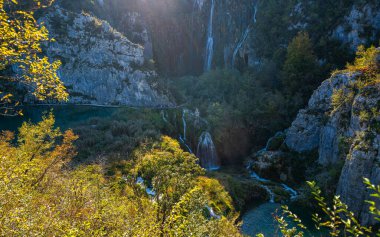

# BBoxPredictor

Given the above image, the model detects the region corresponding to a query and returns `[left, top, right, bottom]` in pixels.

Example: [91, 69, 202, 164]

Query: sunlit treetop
[0, 0, 68, 115]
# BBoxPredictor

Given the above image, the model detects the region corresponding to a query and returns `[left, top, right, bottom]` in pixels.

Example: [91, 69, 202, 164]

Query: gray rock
[332, 3, 380, 50]
[285, 73, 356, 157]
[40, 6, 170, 107]
[337, 83, 380, 225]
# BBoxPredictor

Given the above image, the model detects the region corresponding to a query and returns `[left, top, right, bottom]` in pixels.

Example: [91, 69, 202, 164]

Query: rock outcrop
[39, 5, 170, 107]
[250, 48, 380, 225]
[333, 2, 380, 50]
[285, 72, 357, 165]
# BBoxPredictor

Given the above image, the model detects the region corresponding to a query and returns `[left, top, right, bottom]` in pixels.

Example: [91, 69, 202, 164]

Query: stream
[0, 105, 317, 236]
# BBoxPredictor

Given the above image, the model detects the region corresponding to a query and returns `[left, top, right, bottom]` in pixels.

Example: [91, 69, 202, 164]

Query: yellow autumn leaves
[0, 0, 67, 109]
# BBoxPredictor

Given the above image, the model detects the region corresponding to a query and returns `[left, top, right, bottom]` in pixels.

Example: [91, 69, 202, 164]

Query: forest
[1, 0, 380, 236]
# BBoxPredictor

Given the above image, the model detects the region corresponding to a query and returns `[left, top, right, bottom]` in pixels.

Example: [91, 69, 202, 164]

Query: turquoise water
[0, 106, 320, 236]
[0, 105, 119, 132]
[241, 202, 323, 237]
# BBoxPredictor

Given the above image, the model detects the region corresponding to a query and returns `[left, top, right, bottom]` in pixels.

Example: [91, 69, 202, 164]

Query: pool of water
[241, 202, 324, 237]
[0, 105, 121, 132]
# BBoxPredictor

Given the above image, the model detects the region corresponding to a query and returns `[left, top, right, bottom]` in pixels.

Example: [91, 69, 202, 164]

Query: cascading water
[231, 3, 258, 67]
[204, 0, 215, 71]
[206, 205, 221, 219]
[179, 109, 193, 153]
[248, 165, 298, 203]
[197, 132, 220, 170]
[260, 185, 275, 203]
[282, 184, 298, 200]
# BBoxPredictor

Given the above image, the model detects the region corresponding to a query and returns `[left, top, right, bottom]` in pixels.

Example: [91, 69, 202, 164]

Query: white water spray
[197, 132, 220, 170]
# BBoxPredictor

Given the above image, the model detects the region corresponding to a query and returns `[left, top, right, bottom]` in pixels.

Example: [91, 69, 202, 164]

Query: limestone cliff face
[51, 0, 379, 76]
[285, 72, 357, 165]
[249, 49, 380, 225]
[332, 2, 380, 50]
[40, 5, 170, 106]
[337, 83, 380, 225]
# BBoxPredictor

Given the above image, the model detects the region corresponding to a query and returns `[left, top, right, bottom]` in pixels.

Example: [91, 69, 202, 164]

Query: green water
[0, 105, 121, 132]
[0, 105, 319, 236]
[241, 202, 324, 237]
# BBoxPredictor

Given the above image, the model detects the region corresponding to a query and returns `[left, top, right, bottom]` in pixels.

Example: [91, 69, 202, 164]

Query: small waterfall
[260, 185, 275, 203]
[282, 184, 298, 200]
[250, 171, 275, 202]
[179, 109, 193, 153]
[204, 0, 215, 71]
[249, 169, 299, 203]
[136, 177, 156, 196]
[197, 132, 220, 170]
[231, 3, 258, 67]
[250, 171, 270, 182]
[206, 205, 221, 219]
[160, 110, 168, 123]
[182, 110, 187, 141]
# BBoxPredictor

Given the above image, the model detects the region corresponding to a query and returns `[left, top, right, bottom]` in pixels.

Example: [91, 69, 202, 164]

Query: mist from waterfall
[204, 0, 215, 71]
[197, 132, 220, 170]
[231, 3, 258, 67]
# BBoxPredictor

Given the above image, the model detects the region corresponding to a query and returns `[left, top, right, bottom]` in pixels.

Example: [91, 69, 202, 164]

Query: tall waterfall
[197, 132, 220, 170]
[179, 110, 193, 153]
[204, 0, 215, 72]
[231, 3, 258, 67]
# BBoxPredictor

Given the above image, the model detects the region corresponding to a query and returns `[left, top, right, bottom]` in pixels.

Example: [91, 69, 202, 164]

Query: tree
[133, 136, 205, 234]
[282, 32, 319, 102]
[0, 0, 68, 115]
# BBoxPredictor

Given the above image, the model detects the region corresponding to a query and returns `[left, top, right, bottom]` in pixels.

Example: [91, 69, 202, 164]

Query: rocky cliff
[36, 0, 380, 84]
[38, 4, 170, 106]
[249, 48, 380, 225]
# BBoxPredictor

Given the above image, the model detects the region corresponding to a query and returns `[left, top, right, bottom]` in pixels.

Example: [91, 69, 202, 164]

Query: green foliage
[275, 205, 306, 237]
[283, 32, 320, 100]
[364, 178, 380, 223]
[260, 180, 380, 237]
[0, 117, 242, 236]
[331, 88, 355, 112]
[307, 181, 372, 237]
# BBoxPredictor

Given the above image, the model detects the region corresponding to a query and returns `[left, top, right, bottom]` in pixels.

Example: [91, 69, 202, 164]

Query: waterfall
[249, 170, 299, 203]
[160, 110, 168, 123]
[204, 0, 215, 71]
[250, 171, 270, 182]
[281, 184, 298, 200]
[206, 205, 221, 219]
[197, 132, 220, 170]
[136, 177, 156, 196]
[231, 27, 251, 66]
[182, 109, 187, 141]
[260, 185, 275, 203]
[231, 3, 258, 67]
[179, 109, 193, 153]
